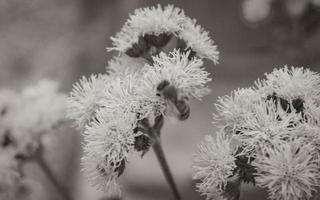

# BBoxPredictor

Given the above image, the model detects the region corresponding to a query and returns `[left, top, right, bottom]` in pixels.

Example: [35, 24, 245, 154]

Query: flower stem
[148, 126, 181, 200]
[36, 155, 73, 200]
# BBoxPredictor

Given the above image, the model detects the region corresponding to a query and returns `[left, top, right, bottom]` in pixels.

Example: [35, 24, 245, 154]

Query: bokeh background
[1, 0, 320, 200]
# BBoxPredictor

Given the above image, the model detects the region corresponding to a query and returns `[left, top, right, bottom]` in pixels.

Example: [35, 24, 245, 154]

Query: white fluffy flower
[142, 50, 212, 100]
[178, 17, 219, 64]
[82, 109, 138, 192]
[253, 140, 320, 200]
[242, 0, 272, 23]
[101, 72, 164, 120]
[237, 99, 304, 156]
[18, 80, 67, 134]
[193, 133, 237, 200]
[213, 87, 262, 130]
[256, 66, 320, 102]
[108, 4, 219, 64]
[4, 80, 67, 157]
[106, 55, 146, 75]
[109, 4, 186, 53]
[67, 74, 109, 129]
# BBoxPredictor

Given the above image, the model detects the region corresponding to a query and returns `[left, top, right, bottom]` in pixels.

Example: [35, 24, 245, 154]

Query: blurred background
[1, 0, 320, 199]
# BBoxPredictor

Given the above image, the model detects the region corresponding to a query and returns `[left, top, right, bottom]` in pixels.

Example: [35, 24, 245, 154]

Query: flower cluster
[0, 80, 66, 158]
[0, 80, 66, 198]
[68, 4, 219, 195]
[193, 133, 238, 200]
[193, 66, 320, 200]
[108, 4, 219, 64]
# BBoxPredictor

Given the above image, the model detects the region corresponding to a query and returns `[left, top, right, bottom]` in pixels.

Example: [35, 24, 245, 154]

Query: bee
[156, 80, 177, 102]
[157, 80, 190, 120]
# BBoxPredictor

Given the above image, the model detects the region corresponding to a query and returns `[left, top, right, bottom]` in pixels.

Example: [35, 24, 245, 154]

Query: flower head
[253, 140, 320, 200]
[142, 49, 211, 101]
[17, 80, 66, 135]
[101, 73, 163, 120]
[213, 87, 262, 130]
[0, 80, 67, 159]
[178, 18, 219, 64]
[193, 133, 238, 200]
[109, 4, 219, 63]
[109, 4, 186, 54]
[82, 109, 138, 192]
[67, 74, 109, 129]
[256, 66, 320, 102]
[236, 99, 304, 156]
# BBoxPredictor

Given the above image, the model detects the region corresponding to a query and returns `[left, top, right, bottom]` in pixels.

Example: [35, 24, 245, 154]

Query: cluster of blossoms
[67, 4, 219, 197]
[0, 80, 66, 199]
[242, 0, 320, 23]
[193, 66, 320, 200]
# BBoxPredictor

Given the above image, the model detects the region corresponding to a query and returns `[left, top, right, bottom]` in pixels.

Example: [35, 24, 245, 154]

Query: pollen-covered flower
[253, 140, 320, 200]
[142, 49, 211, 101]
[109, 4, 186, 55]
[81, 109, 138, 192]
[67, 74, 109, 129]
[177, 18, 219, 64]
[193, 133, 238, 200]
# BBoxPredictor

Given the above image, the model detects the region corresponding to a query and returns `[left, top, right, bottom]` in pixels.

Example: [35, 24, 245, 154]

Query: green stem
[36, 155, 73, 200]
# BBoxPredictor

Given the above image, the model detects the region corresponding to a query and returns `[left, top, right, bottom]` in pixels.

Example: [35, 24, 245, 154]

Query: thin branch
[36, 155, 73, 200]
[148, 124, 181, 200]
